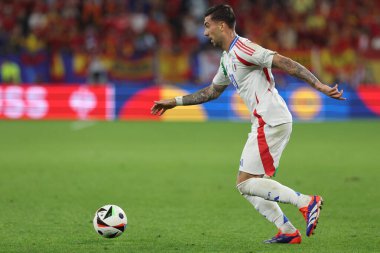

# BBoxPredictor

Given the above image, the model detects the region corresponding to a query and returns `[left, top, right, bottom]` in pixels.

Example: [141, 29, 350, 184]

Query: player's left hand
[320, 84, 346, 100]
[151, 99, 177, 116]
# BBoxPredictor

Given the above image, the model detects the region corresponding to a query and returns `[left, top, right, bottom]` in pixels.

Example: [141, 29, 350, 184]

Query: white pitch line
[70, 120, 97, 131]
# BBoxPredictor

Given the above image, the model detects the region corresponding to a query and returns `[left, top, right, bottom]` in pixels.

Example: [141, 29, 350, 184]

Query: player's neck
[223, 31, 237, 52]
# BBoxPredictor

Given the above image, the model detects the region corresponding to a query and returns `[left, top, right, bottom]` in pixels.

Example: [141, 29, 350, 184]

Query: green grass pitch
[0, 120, 379, 253]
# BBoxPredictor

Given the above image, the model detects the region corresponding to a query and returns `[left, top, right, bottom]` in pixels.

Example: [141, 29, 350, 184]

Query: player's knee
[236, 171, 263, 185]
[236, 172, 265, 195]
[236, 177, 256, 195]
[236, 181, 245, 195]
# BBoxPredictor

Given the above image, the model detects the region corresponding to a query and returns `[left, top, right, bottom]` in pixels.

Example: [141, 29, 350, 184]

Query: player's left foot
[264, 229, 302, 244]
[299, 195, 324, 237]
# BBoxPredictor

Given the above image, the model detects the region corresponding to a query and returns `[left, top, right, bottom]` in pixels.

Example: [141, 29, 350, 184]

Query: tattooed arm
[272, 54, 345, 100]
[182, 84, 228, 105]
[151, 84, 228, 116]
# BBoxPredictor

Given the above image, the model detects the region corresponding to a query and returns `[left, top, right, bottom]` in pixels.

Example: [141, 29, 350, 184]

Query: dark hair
[204, 4, 236, 29]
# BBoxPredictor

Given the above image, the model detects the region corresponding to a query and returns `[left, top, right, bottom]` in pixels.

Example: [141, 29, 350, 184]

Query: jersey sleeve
[212, 58, 230, 86]
[233, 40, 277, 68]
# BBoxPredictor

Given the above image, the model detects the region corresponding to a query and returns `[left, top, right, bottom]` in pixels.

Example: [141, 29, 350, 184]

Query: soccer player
[151, 4, 345, 244]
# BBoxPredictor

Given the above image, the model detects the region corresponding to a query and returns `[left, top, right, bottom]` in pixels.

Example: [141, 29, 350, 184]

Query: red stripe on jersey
[237, 40, 255, 53]
[253, 109, 276, 176]
[236, 44, 254, 56]
[263, 68, 271, 83]
[236, 40, 255, 55]
[234, 51, 256, 66]
[236, 44, 252, 56]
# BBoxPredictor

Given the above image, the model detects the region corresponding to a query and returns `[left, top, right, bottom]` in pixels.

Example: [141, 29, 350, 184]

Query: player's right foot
[299, 195, 324, 237]
[264, 229, 302, 244]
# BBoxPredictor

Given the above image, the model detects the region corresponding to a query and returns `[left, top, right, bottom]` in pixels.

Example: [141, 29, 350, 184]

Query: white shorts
[239, 122, 292, 177]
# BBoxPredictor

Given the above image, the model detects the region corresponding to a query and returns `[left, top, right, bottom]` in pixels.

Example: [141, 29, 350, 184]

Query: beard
[211, 38, 221, 48]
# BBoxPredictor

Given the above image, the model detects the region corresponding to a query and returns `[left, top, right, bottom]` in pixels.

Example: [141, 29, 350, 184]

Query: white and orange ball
[93, 205, 127, 238]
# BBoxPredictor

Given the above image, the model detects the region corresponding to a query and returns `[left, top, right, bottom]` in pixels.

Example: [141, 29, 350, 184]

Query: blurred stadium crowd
[0, 0, 379, 85]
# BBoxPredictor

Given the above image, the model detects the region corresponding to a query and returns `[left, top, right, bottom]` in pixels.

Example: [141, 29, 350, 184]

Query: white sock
[243, 195, 297, 234]
[237, 178, 311, 209]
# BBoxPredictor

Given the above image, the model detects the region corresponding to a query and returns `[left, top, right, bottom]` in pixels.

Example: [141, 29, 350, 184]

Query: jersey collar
[228, 36, 239, 52]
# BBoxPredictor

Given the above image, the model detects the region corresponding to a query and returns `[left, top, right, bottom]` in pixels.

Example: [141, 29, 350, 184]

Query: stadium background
[0, 0, 379, 121]
[1, 1, 380, 253]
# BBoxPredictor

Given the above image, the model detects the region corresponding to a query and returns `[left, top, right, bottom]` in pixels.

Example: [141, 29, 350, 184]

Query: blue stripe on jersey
[228, 36, 239, 52]
[229, 73, 239, 90]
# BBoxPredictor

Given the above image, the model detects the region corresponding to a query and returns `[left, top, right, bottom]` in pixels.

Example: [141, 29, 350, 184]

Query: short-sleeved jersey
[212, 36, 292, 126]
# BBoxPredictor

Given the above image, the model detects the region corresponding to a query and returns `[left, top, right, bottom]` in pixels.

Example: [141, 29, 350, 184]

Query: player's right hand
[151, 99, 177, 116]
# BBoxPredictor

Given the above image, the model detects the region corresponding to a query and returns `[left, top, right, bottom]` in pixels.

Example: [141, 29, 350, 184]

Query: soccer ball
[93, 204, 127, 238]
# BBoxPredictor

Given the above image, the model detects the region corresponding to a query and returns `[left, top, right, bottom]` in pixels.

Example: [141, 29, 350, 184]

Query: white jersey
[212, 36, 292, 126]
